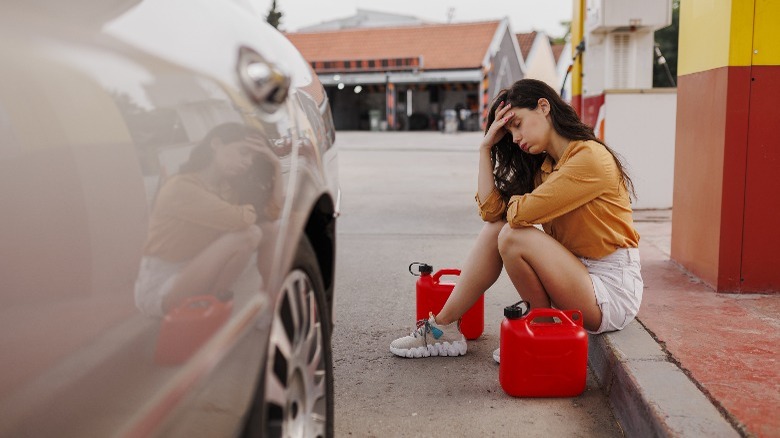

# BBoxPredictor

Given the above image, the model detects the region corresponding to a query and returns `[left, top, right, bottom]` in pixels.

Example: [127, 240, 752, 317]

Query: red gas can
[154, 295, 233, 366]
[410, 262, 483, 340]
[499, 301, 588, 397]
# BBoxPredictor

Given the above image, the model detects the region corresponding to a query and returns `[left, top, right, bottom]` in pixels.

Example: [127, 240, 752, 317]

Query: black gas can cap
[504, 300, 531, 319]
[409, 262, 433, 276]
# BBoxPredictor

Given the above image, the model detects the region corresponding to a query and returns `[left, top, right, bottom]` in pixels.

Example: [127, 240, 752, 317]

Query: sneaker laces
[412, 319, 431, 343]
[410, 313, 442, 346]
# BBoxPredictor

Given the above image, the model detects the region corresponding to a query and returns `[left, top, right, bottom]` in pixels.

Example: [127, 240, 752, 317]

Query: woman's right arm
[475, 102, 513, 221]
[477, 143, 496, 203]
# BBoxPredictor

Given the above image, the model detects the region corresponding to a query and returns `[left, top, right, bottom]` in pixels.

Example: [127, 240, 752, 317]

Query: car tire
[243, 235, 334, 438]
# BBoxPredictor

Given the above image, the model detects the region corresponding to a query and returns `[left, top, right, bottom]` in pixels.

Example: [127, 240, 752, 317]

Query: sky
[250, 0, 573, 38]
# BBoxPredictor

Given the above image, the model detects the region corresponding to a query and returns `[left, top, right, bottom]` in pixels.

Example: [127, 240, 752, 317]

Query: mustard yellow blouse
[143, 173, 257, 262]
[476, 140, 639, 259]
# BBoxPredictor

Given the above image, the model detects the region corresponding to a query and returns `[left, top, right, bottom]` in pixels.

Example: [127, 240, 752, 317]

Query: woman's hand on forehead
[496, 101, 512, 117]
[481, 100, 516, 150]
[497, 102, 514, 130]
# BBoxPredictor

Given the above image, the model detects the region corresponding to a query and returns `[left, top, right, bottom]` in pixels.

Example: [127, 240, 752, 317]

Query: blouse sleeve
[475, 187, 507, 222]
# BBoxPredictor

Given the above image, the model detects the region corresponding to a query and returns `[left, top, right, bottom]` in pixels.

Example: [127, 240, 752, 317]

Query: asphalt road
[331, 131, 623, 437]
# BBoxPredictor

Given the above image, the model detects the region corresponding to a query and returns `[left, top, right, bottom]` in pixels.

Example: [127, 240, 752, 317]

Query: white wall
[524, 33, 559, 89]
[556, 40, 572, 100]
[603, 89, 676, 209]
[583, 30, 656, 96]
[586, 0, 672, 31]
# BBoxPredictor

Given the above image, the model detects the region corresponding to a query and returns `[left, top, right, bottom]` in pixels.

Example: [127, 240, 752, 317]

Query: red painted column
[739, 65, 780, 291]
[672, 0, 780, 293]
[385, 82, 396, 131]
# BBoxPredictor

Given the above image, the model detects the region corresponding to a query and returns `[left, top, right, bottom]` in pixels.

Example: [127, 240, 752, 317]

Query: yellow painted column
[570, 0, 585, 115]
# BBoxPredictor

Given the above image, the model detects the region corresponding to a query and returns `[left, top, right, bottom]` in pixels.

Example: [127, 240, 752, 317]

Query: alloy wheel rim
[264, 269, 327, 438]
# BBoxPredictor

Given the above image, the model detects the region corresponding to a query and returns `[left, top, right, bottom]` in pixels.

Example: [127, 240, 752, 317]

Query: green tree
[266, 0, 283, 30]
[653, 0, 679, 87]
[551, 20, 571, 45]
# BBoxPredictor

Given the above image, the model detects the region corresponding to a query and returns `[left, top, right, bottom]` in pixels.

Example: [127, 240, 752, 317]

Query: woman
[134, 123, 266, 317]
[390, 79, 643, 361]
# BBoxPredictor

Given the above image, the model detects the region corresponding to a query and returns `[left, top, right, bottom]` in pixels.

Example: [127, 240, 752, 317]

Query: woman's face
[504, 100, 552, 155]
[212, 138, 258, 177]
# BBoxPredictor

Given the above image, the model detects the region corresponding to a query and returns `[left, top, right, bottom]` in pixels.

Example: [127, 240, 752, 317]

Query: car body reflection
[0, 1, 339, 437]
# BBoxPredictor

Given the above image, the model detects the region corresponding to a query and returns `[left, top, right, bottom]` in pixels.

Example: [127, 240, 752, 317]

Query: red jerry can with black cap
[409, 262, 483, 340]
[154, 295, 233, 366]
[499, 301, 587, 397]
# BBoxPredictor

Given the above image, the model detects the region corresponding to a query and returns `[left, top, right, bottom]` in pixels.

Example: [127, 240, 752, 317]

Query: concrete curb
[588, 321, 740, 437]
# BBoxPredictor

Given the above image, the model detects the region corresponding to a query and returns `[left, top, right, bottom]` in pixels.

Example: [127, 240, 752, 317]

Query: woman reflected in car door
[134, 122, 274, 317]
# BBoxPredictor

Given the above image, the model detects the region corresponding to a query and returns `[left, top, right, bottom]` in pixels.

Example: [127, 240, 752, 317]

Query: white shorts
[579, 247, 643, 334]
[134, 256, 185, 317]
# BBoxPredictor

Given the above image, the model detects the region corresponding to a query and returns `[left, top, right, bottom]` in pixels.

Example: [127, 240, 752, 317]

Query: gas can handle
[562, 310, 584, 327]
[527, 308, 583, 327]
[432, 268, 461, 282]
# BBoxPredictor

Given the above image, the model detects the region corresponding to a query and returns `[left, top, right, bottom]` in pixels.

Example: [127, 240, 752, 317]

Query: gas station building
[286, 19, 524, 132]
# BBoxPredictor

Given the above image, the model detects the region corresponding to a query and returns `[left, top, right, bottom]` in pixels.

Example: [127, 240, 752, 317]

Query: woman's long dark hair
[179, 122, 255, 173]
[487, 90, 546, 200]
[488, 79, 635, 201]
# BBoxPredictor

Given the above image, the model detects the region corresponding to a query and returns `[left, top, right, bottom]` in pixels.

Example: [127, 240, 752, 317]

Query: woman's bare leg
[497, 224, 602, 331]
[163, 225, 262, 311]
[435, 221, 505, 325]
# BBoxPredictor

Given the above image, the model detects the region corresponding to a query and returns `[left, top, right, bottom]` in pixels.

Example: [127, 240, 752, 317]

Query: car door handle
[238, 46, 290, 107]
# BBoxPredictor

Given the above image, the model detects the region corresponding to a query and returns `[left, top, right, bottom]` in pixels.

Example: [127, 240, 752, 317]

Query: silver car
[0, 1, 339, 437]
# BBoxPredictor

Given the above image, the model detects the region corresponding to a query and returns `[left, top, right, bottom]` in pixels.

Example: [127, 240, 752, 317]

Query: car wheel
[245, 236, 334, 438]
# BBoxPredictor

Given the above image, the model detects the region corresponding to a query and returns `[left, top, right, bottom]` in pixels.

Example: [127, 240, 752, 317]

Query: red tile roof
[515, 31, 537, 60]
[285, 21, 501, 71]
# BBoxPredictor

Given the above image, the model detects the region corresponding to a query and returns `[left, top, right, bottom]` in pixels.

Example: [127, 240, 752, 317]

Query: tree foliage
[653, 0, 679, 87]
[551, 20, 571, 45]
[266, 0, 283, 29]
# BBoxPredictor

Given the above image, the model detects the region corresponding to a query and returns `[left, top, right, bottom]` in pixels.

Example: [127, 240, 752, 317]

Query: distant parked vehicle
[0, 1, 339, 437]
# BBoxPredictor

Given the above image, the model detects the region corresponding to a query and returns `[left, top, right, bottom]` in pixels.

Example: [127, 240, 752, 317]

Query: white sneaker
[493, 348, 500, 364]
[390, 313, 467, 358]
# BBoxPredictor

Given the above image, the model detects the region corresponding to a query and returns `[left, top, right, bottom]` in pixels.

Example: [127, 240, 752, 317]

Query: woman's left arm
[506, 144, 612, 227]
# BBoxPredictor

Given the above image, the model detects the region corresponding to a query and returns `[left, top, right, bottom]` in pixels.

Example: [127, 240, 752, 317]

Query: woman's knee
[497, 224, 535, 256]
[238, 225, 262, 252]
[221, 225, 262, 253]
[246, 224, 262, 246]
[481, 220, 505, 237]
[475, 220, 505, 249]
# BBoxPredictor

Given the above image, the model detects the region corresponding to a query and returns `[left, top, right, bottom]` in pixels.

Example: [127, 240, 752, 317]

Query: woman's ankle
[433, 314, 453, 325]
